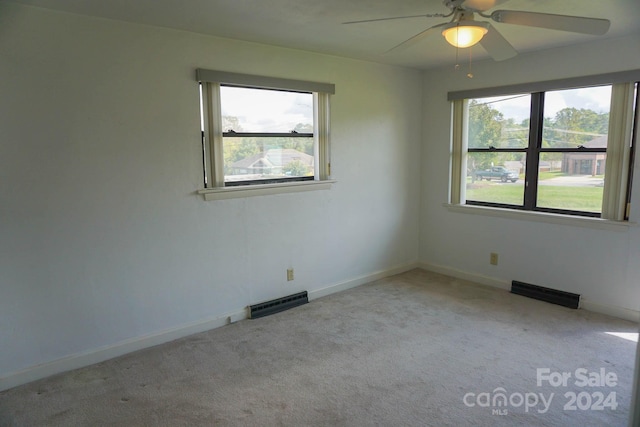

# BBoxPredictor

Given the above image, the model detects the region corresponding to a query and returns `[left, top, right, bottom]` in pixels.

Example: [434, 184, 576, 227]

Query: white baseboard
[0, 262, 418, 392]
[581, 299, 640, 323]
[308, 261, 420, 301]
[418, 262, 511, 291]
[418, 262, 640, 323]
[0, 307, 247, 393]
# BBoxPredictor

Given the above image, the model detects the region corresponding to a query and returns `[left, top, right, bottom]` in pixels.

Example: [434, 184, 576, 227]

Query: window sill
[199, 180, 336, 201]
[444, 203, 636, 231]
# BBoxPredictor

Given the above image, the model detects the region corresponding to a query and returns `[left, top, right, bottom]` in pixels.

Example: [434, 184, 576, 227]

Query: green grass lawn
[538, 171, 566, 180]
[537, 171, 604, 181]
[537, 186, 603, 212]
[466, 180, 603, 212]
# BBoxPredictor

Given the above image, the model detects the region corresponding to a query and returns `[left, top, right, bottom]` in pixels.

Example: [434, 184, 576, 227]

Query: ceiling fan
[344, 0, 610, 61]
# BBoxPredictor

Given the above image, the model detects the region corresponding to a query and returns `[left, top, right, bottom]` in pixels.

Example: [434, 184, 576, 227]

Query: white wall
[420, 34, 640, 318]
[0, 3, 422, 388]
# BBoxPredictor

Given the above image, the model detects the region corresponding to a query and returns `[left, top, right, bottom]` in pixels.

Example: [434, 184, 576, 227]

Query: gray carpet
[0, 269, 637, 426]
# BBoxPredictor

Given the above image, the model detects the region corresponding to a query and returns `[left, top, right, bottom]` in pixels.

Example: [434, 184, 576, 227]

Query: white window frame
[196, 69, 335, 201]
[448, 70, 640, 222]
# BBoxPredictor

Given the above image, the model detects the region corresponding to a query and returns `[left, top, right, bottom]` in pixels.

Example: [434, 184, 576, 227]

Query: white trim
[448, 69, 640, 101]
[0, 307, 248, 393]
[418, 262, 640, 322]
[450, 100, 465, 204]
[198, 179, 336, 201]
[419, 262, 511, 290]
[308, 262, 420, 301]
[602, 82, 634, 220]
[196, 69, 335, 94]
[0, 261, 412, 392]
[451, 80, 637, 222]
[206, 82, 224, 186]
[200, 80, 332, 191]
[581, 299, 640, 323]
[6, 261, 632, 392]
[444, 203, 636, 231]
[316, 92, 331, 180]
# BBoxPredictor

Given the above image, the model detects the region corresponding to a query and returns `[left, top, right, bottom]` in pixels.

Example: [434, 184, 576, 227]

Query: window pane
[223, 137, 314, 183]
[220, 86, 313, 133]
[538, 86, 610, 213]
[536, 153, 604, 213]
[542, 86, 611, 149]
[466, 152, 525, 205]
[468, 94, 531, 149]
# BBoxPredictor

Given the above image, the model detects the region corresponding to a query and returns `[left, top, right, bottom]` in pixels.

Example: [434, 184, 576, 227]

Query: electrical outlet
[490, 253, 498, 266]
[287, 268, 294, 281]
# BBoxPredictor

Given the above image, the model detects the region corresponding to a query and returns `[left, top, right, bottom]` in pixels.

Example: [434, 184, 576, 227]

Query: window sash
[198, 70, 332, 189]
[452, 82, 636, 220]
[222, 132, 314, 138]
[225, 176, 315, 187]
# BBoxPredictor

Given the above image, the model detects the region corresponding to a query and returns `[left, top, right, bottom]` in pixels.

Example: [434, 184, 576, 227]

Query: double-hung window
[197, 69, 335, 200]
[450, 71, 639, 220]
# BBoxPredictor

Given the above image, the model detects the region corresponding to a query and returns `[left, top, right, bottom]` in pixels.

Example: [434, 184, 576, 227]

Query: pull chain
[454, 27, 460, 71]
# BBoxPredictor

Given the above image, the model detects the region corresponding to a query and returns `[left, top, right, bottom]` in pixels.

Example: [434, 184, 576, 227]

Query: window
[197, 69, 335, 199]
[449, 72, 639, 220]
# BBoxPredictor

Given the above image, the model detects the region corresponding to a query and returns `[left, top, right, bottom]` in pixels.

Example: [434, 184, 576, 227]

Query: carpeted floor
[0, 269, 637, 426]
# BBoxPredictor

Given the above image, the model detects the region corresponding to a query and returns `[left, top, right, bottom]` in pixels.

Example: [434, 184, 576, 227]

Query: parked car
[475, 166, 518, 182]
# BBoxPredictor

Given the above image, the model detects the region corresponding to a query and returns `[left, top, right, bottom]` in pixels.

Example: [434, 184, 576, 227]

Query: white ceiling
[4, 0, 640, 70]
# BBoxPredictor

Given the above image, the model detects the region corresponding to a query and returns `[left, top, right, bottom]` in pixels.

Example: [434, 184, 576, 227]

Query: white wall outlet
[287, 268, 294, 281]
[490, 253, 498, 266]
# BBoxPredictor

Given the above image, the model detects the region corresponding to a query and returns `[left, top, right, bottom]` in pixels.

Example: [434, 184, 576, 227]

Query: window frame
[196, 69, 335, 200]
[449, 71, 640, 221]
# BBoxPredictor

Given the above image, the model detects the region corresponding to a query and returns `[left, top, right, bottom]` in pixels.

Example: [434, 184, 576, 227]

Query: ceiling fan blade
[343, 14, 436, 25]
[385, 23, 449, 53]
[461, 0, 509, 12]
[491, 10, 610, 35]
[479, 23, 517, 61]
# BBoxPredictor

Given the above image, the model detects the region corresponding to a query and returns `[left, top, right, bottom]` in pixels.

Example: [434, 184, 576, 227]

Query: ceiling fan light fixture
[442, 22, 489, 48]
